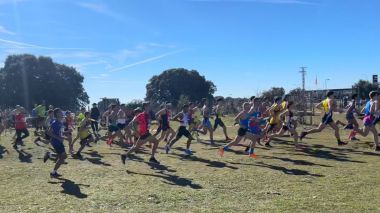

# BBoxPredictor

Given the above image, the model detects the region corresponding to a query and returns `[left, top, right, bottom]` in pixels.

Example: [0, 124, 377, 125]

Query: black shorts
[162, 123, 170, 132]
[238, 127, 247, 137]
[322, 113, 333, 125]
[214, 117, 225, 129]
[139, 133, 152, 140]
[176, 126, 192, 139]
[283, 124, 293, 131]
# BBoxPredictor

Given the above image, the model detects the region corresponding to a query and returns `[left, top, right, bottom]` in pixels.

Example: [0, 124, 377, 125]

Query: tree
[261, 87, 285, 101]
[125, 99, 144, 110]
[352, 80, 379, 99]
[0, 54, 89, 110]
[145, 68, 216, 106]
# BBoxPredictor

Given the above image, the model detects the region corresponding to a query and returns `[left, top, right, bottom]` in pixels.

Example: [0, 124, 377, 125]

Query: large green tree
[352, 80, 379, 99]
[0, 54, 89, 110]
[146, 68, 216, 106]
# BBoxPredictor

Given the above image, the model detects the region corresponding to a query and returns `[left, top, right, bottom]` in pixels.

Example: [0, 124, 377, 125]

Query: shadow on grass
[255, 162, 324, 177]
[294, 146, 367, 163]
[170, 153, 238, 170]
[127, 170, 202, 189]
[86, 157, 112, 167]
[147, 162, 177, 173]
[13, 146, 32, 163]
[260, 155, 332, 167]
[83, 150, 104, 158]
[0, 144, 9, 159]
[48, 177, 89, 199]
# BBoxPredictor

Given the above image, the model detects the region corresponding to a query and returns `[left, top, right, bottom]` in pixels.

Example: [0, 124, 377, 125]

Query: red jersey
[136, 112, 150, 136]
[15, 113, 27, 129]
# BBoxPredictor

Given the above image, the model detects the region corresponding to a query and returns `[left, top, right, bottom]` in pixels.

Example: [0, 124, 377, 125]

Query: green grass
[0, 115, 379, 212]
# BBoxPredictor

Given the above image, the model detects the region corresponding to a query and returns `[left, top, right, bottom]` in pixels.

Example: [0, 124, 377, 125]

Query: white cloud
[0, 26, 15, 35]
[77, 2, 124, 21]
[109, 49, 187, 72]
[0, 38, 90, 50]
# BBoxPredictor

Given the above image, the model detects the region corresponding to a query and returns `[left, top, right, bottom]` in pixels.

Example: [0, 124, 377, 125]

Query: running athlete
[117, 104, 128, 143]
[43, 108, 67, 178]
[198, 98, 214, 145]
[354, 91, 380, 151]
[344, 94, 360, 141]
[34, 103, 46, 135]
[266, 101, 300, 148]
[155, 103, 176, 143]
[213, 98, 232, 141]
[104, 104, 120, 146]
[74, 112, 95, 159]
[71, 107, 87, 145]
[121, 102, 160, 165]
[218, 102, 259, 158]
[153, 104, 165, 137]
[189, 102, 202, 142]
[263, 97, 283, 147]
[165, 104, 195, 155]
[14, 106, 29, 148]
[34, 109, 54, 146]
[90, 103, 100, 136]
[124, 106, 135, 145]
[63, 111, 75, 154]
[300, 91, 347, 146]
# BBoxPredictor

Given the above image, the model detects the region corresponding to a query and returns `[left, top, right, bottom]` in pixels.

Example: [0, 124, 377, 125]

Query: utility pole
[300, 67, 307, 91]
[299, 67, 307, 125]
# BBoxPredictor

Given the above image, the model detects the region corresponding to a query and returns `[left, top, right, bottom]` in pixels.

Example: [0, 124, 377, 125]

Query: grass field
[0, 115, 379, 213]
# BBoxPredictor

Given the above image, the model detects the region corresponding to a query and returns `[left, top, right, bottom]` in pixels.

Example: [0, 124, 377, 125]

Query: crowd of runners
[0, 90, 379, 178]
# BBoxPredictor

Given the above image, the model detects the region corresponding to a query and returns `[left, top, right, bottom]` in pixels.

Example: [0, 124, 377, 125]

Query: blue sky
[0, 0, 379, 104]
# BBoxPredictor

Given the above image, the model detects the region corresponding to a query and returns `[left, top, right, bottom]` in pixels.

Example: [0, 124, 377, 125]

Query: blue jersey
[50, 119, 63, 144]
[364, 101, 372, 116]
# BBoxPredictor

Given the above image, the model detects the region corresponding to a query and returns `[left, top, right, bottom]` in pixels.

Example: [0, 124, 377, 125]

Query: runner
[73, 112, 95, 159]
[188, 102, 202, 142]
[218, 102, 259, 158]
[300, 91, 347, 146]
[213, 97, 232, 141]
[43, 108, 67, 178]
[198, 98, 214, 145]
[13, 106, 29, 148]
[90, 103, 100, 136]
[155, 103, 176, 143]
[117, 104, 128, 144]
[164, 104, 195, 155]
[263, 96, 283, 147]
[71, 107, 87, 145]
[121, 102, 160, 165]
[63, 111, 75, 154]
[344, 94, 360, 141]
[354, 91, 380, 151]
[124, 106, 135, 145]
[34, 103, 46, 135]
[104, 104, 120, 146]
[266, 101, 300, 148]
[34, 109, 54, 146]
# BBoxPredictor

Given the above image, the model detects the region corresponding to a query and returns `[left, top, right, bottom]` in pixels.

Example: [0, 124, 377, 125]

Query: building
[305, 88, 354, 101]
